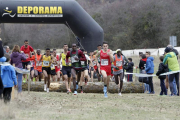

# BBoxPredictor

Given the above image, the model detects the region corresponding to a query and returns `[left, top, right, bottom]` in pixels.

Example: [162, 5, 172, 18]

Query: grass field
[1, 79, 180, 120]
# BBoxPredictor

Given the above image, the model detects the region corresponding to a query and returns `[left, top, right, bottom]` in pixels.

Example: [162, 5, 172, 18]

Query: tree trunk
[22, 82, 144, 93]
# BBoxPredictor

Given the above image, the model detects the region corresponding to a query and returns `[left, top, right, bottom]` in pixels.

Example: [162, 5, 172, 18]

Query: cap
[116, 49, 121, 53]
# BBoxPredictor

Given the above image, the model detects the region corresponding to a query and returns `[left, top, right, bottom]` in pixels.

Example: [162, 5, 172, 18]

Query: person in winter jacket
[163, 47, 180, 96]
[156, 56, 168, 95]
[124, 58, 134, 82]
[11, 45, 26, 94]
[1, 54, 17, 103]
[145, 51, 155, 94]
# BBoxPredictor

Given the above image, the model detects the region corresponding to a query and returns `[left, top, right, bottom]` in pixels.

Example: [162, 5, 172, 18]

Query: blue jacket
[145, 56, 154, 74]
[1, 65, 17, 88]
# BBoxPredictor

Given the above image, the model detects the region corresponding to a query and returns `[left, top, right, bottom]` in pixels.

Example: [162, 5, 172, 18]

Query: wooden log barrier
[22, 82, 145, 93]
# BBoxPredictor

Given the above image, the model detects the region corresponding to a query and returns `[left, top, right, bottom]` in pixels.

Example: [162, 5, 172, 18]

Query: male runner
[66, 43, 86, 95]
[59, 44, 72, 93]
[20, 40, 34, 81]
[89, 51, 96, 82]
[39, 48, 52, 92]
[112, 49, 124, 96]
[52, 49, 61, 81]
[30, 49, 43, 81]
[96, 42, 113, 98]
[94, 45, 102, 81]
[80, 49, 91, 93]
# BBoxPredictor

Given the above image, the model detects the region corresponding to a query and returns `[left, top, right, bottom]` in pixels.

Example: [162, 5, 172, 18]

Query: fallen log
[22, 81, 144, 93]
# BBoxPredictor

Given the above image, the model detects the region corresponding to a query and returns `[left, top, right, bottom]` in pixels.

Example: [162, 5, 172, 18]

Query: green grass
[1, 80, 180, 120]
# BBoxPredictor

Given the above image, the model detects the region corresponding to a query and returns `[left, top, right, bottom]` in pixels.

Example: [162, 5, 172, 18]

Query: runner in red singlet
[96, 42, 113, 98]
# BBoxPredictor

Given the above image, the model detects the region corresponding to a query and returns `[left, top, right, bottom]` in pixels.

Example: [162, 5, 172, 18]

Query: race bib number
[81, 61, 85, 66]
[51, 64, 55, 70]
[43, 61, 49, 67]
[71, 56, 79, 63]
[101, 59, 108, 66]
[25, 54, 29, 58]
[116, 61, 122, 67]
[36, 62, 42, 66]
[30, 61, 34, 66]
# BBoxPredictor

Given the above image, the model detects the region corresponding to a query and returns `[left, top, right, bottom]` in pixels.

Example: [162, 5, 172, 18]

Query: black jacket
[156, 63, 168, 79]
[124, 62, 134, 73]
[139, 59, 146, 70]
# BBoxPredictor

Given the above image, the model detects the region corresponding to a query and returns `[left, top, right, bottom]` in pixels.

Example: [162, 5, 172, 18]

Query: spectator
[156, 56, 168, 95]
[163, 47, 180, 96]
[145, 51, 155, 94]
[138, 54, 150, 93]
[1, 54, 17, 103]
[11, 45, 26, 95]
[124, 58, 134, 82]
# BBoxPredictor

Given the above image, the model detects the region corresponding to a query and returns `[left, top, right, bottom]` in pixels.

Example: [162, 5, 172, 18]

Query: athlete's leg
[56, 71, 60, 81]
[91, 69, 94, 82]
[80, 71, 84, 93]
[71, 69, 77, 91]
[31, 69, 35, 81]
[119, 73, 124, 95]
[43, 69, 48, 91]
[47, 74, 51, 92]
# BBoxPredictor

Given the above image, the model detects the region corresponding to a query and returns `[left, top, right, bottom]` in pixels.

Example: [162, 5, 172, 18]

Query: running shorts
[22, 61, 31, 69]
[55, 66, 60, 73]
[62, 66, 71, 78]
[100, 66, 111, 76]
[42, 67, 51, 75]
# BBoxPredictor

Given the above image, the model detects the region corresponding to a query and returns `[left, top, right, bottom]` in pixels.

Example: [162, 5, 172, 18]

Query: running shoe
[44, 84, 47, 91]
[74, 91, 77, 95]
[47, 88, 49, 93]
[67, 90, 70, 94]
[81, 90, 83, 93]
[103, 87, 108, 98]
[23, 79, 26, 83]
[76, 84, 78, 90]
[118, 92, 122, 96]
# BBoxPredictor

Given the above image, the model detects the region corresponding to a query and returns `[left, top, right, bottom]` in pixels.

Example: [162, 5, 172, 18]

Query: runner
[52, 49, 61, 82]
[30, 49, 43, 82]
[20, 40, 34, 81]
[59, 44, 72, 94]
[39, 48, 52, 92]
[93, 45, 102, 82]
[50, 54, 57, 82]
[66, 43, 86, 95]
[96, 42, 113, 98]
[112, 49, 125, 96]
[89, 51, 96, 82]
[30, 52, 35, 81]
[80, 49, 91, 93]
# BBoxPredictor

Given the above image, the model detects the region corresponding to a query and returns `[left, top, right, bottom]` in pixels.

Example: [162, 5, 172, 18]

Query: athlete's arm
[93, 50, 97, 55]
[79, 51, 86, 61]
[39, 55, 43, 65]
[58, 54, 62, 66]
[108, 50, 114, 62]
[95, 51, 100, 66]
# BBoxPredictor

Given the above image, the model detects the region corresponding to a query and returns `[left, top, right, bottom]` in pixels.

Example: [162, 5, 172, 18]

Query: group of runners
[17, 40, 128, 98]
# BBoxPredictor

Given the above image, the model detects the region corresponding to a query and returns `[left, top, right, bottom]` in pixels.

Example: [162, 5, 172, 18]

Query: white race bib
[51, 64, 55, 70]
[93, 61, 96, 66]
[43, 61, 49, 67]
[71, 56, 79, 63]
[81, 61, 85, 65]
[25, 54, 29, 58]
[36, 62, 42, 66]
[116, 61, 122, 67]
[101, 59, 108, 66]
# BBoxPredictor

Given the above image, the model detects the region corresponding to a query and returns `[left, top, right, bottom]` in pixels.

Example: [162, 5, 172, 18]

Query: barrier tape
[125, 70, 180, 77]
[0, 62, 30, 74]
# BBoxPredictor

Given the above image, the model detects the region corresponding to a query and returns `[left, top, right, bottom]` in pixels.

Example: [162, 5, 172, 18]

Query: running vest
[81, 54, 87, 68]
[42, 55, 51, 67]
[100, 49, 111, 67]
[70, 50, 81, 68]
[113, 54, 123, 71]
[61, 53, 71, 66]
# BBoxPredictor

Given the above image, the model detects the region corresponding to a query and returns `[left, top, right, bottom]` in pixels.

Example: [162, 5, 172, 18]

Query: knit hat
[116, 49, 121, 53]
[164, 47, 171, 53]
